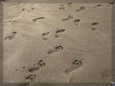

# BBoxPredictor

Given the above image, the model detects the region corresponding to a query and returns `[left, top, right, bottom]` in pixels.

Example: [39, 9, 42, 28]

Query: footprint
[33, 17, 45, 22]
[64, 60, 82, 74]
[59, 5, 65, 10]
[26, 74, 36, 80]
[67, 3, 72, 7]
[68, 15, 73, 19]
[55, 29, 65, 38]
[76, 7, 85, 12]
[28, 60, 45, 72]
[62, 15, 73, 21]
[91, 22, 99, 30]
[42, 32, 49, 40]
[4, 32, 17, 40]
[74, 19, 80, 25]
[47, 44, 63, 55]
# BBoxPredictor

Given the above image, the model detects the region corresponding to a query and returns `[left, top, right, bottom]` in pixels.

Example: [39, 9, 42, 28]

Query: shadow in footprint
[64, 60, 82, 74]
[48, 44, 63, 55]
[74, 19, 80, 25]
[42, 32, 49, 40]
[55, 29, 65, 38]
[26, 74, 36, 80]
[62, 15, 73, 21]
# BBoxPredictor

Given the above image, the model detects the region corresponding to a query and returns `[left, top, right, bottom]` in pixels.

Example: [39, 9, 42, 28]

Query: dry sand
[2, 1, 113, 84]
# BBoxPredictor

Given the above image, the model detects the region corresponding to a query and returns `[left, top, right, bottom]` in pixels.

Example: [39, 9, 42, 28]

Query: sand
[2, 0, 113, 84]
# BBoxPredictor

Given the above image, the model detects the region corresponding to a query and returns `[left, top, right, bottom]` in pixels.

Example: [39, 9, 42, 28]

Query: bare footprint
[64, 60, 82, 74]
[67, 3, 72, 7]
[4, 32, 17, 40]
[97, 4, 102, 7]
[28, 60, 45, 72]
[26, 74, 36, 80]
[33, 17, 45, 22]
[92, 22, 99, 25]
[68, 15, 73, 19]
[48, 44, 63, 55]
[76, 7, 85, 12]
[74, 19, 80, 25]
[62, 15, 73, 21]
[91, 22, 99, 30]
[59, 5, 65, 10]
[55, 29, 65, 38]
[42, 32, 49, 40]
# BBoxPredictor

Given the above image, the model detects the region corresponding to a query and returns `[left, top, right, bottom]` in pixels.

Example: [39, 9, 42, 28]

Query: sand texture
[2, 1, 113, 84]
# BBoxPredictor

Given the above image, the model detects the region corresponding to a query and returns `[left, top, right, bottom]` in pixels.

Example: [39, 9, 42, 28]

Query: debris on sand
[42, 32, 49, 40]
[62, 15, 73, 21]
[74, 19, 80, 25]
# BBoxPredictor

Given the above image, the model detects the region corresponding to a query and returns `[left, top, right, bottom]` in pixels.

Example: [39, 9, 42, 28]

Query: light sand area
[3, 1, 112, 84]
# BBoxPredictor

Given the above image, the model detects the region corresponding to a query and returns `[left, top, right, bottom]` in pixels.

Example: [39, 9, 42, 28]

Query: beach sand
[3, 0, 113, 84]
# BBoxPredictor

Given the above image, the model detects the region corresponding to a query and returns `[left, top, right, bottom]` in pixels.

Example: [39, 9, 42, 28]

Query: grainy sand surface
[2, 0, 113, 84]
